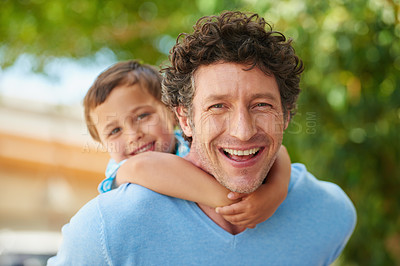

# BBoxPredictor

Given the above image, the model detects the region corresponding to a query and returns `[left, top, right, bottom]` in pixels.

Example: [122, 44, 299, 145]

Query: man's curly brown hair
[162, 11, 304, 143]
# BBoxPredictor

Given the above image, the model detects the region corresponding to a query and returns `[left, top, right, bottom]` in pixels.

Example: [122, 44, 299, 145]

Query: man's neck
[184, 151, 246, 235]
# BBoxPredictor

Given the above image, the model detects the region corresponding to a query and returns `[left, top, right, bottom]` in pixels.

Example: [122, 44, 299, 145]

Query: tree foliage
[1, 0, 399, 265]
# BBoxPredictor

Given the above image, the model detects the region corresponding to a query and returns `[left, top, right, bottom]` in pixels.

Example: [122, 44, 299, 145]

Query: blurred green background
[1, 0, 399, 265]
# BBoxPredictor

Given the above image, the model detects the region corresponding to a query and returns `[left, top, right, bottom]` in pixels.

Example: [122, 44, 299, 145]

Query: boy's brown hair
[84, 60, 163, 142]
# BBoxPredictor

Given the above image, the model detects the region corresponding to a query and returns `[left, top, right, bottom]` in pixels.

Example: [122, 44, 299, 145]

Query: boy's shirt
[98, 130, 190, 193]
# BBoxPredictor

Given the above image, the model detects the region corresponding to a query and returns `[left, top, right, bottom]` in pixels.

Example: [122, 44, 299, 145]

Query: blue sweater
[48, 163, 356, 266]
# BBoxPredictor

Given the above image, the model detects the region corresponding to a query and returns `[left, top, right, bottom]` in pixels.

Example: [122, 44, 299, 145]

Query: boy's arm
[116, 152, 238, 208]
[216, 145, 291, 228]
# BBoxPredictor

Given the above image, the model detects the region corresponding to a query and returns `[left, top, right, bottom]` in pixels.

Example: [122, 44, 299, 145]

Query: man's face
[179, 62, 287, 193]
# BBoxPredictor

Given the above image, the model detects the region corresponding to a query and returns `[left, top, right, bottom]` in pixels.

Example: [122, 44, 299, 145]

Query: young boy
[83, 60, 291, 228]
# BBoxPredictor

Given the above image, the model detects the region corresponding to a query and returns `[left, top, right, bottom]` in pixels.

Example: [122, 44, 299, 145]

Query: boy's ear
[175, 106, 193, 137]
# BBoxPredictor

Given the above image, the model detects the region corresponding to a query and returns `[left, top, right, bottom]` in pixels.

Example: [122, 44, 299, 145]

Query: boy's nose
[126, 125, 144, 143]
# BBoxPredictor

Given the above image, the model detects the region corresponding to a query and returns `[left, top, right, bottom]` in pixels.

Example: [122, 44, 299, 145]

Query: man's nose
[229, 107, 257, 141]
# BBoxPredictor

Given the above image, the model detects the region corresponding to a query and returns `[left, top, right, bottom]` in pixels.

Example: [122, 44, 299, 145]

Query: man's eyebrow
[251, 92, 280, 102]
[202, 94, 231, 103]
[203, 92, 280, 103]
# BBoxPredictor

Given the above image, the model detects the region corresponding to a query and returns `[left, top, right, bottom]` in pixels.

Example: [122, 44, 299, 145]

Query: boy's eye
[137, 112, 151, 121]
[110, 127, 121, 135]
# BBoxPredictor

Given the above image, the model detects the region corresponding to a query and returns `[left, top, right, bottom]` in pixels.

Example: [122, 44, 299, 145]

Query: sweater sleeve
[47, 198, 111, 266]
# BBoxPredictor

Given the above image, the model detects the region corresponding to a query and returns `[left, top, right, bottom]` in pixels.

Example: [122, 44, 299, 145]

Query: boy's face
[92, 84, 176, 163]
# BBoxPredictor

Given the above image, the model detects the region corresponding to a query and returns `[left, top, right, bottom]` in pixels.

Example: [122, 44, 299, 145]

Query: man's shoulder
[49, 184, 179, 265]
[67, 184, 155, 222]
[67, 184, 179, 229]
[289, 163, 357, 222]
[98, 183, 179, 212]
[271, 163, 356, 264]
[290, 163, 351, 199]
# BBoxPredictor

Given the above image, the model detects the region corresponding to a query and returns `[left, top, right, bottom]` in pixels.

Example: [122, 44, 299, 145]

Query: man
[48, 11, 356, 265]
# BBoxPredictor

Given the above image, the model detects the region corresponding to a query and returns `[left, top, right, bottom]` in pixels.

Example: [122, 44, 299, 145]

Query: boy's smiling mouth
[130, 142, 155, 156]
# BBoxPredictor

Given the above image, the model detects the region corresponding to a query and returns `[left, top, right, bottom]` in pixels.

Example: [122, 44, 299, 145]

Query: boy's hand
[215, 183, 287, 229]
[215, 192, 267, 229]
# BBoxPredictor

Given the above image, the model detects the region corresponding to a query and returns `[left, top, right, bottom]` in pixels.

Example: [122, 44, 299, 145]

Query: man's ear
[175, 106, 193, 137]
[283, 111, 291, 130]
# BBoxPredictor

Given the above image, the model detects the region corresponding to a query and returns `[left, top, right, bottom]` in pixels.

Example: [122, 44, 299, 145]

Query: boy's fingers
[227, 192, 247, 200]
[216, 205, 236, 215]
[223, 216, 257, 229]
[215, 202, 246, 215]
[221, 213, 249, 224]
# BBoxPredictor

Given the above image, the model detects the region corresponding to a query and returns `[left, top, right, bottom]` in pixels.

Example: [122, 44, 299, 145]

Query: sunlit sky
[0, 48, 118, 106]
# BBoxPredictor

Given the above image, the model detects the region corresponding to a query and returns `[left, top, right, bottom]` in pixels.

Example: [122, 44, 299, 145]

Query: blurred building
[0, 96, 108, 263]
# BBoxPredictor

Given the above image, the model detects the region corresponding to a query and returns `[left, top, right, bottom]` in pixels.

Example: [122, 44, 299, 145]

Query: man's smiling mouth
[221, 147, 262, 162]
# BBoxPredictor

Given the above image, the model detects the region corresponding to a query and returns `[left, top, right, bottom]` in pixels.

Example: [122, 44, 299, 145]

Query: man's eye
[255, 103, 271, 108]
[110, 128, 121, 135]
[137, 113, 151, 121]
[210, 104, 224, 109]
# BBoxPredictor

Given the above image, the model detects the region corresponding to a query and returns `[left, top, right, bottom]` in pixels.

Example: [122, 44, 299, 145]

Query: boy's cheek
[106, 142, 119, 153]
[103, 141, 123, 159]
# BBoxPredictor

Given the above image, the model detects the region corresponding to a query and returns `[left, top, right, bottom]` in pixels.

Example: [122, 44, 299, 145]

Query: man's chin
[229, 186, 259, 194]
[221, 178, 263, 194]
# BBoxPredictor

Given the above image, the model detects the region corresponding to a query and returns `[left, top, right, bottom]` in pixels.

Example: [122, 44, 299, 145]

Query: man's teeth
[223, 148, 260, 156]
